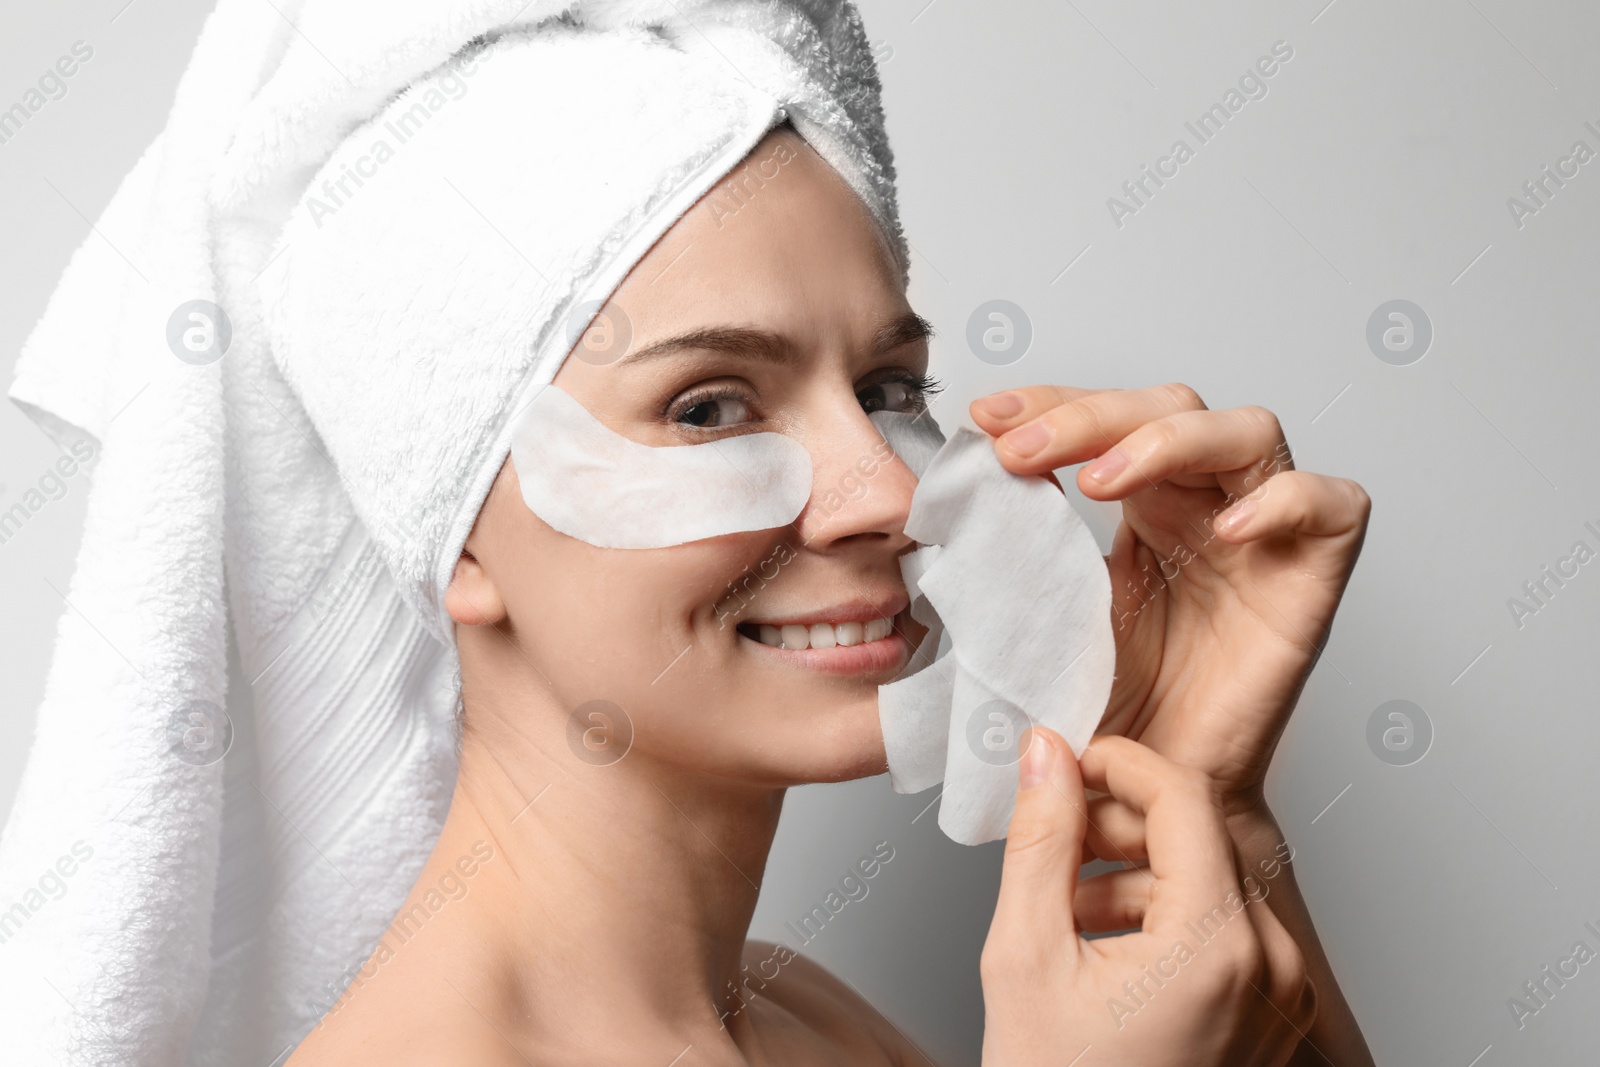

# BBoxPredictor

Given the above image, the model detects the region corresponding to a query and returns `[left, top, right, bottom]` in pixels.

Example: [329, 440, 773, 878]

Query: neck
[424, 678, 786, 1058]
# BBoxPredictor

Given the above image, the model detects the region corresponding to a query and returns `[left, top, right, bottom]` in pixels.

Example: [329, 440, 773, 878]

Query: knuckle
[1226, 933, 1269, 986]
[978, 940, 1009, 984]
[1238, 404, 1284, 440]
[1259, 924, 1309, 1003]
[980, 931, 1041, 986]
[1158, 381, 1205, 411]
[1145, 417, 1184, 453]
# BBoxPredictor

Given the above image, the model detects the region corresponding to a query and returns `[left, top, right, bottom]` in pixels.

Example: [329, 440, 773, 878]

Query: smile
[734, 596, 914, 676]
[750, 616, 895, 650]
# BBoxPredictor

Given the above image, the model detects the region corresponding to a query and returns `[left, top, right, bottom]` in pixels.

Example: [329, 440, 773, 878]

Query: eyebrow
[621, 310, 935, 366]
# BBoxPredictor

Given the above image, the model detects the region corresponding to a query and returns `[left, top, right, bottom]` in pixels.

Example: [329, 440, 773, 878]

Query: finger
[1257, 983, 1316, 1067]
[968, 384, 1107, 436]
[1073, 866, 1155, 933]
[969, 383, 1209, 476]
[1082, 795, 1147, 864]
[1073, 405, 1293, 501]
[1077, 736, 1236, 933]
[1213, 470, 1372, 544]
[1295, 976, 1320, 1040]
[1235, 869, 1313, 1027]
[990, 728, 1089, 955]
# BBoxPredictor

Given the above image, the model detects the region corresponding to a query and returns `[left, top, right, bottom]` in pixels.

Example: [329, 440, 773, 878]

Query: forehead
[602, 126, 908, 349]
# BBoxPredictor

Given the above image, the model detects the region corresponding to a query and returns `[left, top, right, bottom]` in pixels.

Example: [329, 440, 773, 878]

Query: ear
[444, 547, 507, 627]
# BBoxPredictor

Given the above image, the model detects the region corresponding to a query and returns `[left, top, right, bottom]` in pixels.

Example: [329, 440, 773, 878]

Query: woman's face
[451, 125, 936, 786]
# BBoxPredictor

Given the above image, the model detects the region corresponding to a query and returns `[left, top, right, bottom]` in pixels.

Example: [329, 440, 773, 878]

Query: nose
[794, 403, 920, 552]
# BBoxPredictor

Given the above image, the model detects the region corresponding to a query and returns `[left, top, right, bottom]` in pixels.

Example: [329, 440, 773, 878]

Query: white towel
[0, 2, 903, 1063]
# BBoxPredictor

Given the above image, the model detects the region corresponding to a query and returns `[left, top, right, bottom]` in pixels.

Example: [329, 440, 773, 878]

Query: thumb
[991, 727, 1088, 948]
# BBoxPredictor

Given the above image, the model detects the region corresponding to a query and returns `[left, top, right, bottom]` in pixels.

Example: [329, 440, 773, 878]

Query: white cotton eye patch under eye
[508, 383, 945, 549]
[510, 384, 812, 548]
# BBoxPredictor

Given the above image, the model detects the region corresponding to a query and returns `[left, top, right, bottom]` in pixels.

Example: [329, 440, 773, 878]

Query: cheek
[499, 525, 785, 702]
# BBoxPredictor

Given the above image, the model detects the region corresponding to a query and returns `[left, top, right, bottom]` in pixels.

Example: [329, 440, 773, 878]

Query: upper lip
[741, 593, 909, 629]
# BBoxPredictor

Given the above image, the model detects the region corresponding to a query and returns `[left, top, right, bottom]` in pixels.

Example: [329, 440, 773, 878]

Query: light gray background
[4, 1, 1598, 1064]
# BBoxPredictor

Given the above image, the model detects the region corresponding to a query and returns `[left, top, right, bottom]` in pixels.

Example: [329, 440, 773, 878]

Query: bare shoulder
[741, 940, 938, 1067]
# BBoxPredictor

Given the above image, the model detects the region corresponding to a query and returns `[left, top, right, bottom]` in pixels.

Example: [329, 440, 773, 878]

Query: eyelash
[666, 370, 946, 429]
[882, 371, 946, 405]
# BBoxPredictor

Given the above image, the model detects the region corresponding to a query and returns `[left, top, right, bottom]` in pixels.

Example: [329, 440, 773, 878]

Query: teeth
[755, 616, 894, 650]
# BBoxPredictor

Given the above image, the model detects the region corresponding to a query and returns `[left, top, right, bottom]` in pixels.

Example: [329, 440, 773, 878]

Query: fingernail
[1002, 422, 1050, 458]
[1019, 730, 1051, 788]
[1217, 499, 1256, 533]
[975, 391, 1023, 420]
[1084, 449, 1128, 484]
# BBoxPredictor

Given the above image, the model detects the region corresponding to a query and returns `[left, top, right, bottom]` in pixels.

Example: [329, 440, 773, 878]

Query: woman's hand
[970, 384, 1371, 813]
[980, 730, 1314, 1067]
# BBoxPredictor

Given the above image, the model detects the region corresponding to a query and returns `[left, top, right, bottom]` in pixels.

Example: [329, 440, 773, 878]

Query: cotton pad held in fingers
[877, 426, 1115, 846]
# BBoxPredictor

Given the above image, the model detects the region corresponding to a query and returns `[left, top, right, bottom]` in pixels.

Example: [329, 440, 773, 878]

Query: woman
[3, 3, 1372, 1064]
[284, 122, 1373, 1065]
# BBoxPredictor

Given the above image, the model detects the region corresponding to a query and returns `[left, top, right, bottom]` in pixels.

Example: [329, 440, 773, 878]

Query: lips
[734, 594, 913, 676]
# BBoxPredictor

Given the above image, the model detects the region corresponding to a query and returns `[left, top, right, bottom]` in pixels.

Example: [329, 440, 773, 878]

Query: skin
[971, 383, 1376, 1065]
[286, 125, 1373, 1065]
[983, 730, 1315, 1067]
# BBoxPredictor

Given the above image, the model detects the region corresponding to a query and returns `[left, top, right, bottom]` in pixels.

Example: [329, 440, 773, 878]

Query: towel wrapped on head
[0, 3, 903, 1063]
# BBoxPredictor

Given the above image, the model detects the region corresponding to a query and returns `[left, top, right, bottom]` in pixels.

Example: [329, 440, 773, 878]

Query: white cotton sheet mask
[510, 383, 815, 548]
[866, 408, 947, 480]
[877, 427, 1115, 847]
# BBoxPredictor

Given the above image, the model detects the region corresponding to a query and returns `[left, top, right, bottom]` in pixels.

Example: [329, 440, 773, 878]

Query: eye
[858, 372, 943, 415]
[671, 388, 755, 429]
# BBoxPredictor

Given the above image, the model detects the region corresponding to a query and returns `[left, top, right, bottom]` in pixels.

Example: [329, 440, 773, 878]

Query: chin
[636, 678, 894, 786]
[764, 697, 891, 786]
